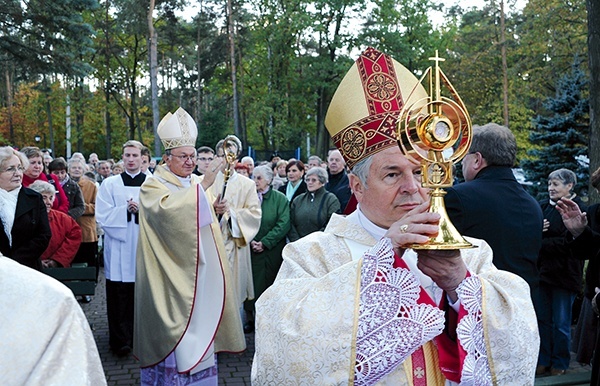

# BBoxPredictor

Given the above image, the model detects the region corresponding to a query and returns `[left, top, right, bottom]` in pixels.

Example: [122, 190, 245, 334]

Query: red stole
[392, 253, 468, 384]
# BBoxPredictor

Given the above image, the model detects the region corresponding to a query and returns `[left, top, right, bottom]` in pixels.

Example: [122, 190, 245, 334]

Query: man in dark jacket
[445, 123, 543, 302]
[325, 149, 351, 212]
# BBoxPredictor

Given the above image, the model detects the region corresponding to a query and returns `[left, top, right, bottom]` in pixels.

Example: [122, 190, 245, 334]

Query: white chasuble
[252, 213, 539, 385]
[206, 171, 261, 306]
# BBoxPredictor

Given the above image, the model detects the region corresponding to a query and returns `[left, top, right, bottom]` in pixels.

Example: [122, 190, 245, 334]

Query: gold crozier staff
[216, 135, 242, 221]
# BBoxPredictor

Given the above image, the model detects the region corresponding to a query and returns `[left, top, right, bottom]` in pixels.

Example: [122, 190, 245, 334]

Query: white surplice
[96, 174, 142, 282]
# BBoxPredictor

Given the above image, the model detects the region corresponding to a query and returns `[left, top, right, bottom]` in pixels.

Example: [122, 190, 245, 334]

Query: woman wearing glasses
[0, 146, 51, 270]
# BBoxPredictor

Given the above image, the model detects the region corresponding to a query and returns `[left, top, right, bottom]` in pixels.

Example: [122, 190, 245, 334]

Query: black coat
[0, 187, 51, 270]
[62, 177, 85, 219]
[325, 170, 351, 212]
[538, 196, 586, 293]
[568, 203, 600, 300]
[445, 166, 544, 291]
[278, 180, 307, 204]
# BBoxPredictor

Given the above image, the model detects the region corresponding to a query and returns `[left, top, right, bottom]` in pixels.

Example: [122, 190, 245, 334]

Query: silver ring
[400, 224, 408, 233]
[211, 168, 217, 172]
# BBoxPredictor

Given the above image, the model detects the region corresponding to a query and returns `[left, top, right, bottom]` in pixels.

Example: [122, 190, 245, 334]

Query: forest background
[0, 0, 598, 201]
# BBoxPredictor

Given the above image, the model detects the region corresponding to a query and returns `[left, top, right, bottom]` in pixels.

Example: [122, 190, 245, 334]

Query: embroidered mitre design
[354, 238, 445, 385]
[157, 107, 198, 150]
[325, 48, 428, 169]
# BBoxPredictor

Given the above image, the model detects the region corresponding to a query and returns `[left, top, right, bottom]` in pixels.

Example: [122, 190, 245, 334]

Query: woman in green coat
[243, 164, 291, 333]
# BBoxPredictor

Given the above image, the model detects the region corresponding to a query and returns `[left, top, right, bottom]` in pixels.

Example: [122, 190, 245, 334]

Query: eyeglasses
[0, 165, 25, 174]
[197, 157, 214, 162]
[170, 154, 196, 162]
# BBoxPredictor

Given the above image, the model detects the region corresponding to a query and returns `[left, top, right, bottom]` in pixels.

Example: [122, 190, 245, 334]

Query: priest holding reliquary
[251, 47, 539, 385]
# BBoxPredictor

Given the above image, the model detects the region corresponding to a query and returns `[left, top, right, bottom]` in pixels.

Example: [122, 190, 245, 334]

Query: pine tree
[0, 0, 98, 77]
[522, 59, 589, 200]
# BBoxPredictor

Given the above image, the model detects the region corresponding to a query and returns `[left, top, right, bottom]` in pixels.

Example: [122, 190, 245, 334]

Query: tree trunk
[227, 0, 242, 142]
[104, 83, 112, 159]
[148, 0, 161, 155]
[500, 0, 509, 127]
[6, 69, 14, 144]
[76, 78, 84, 152]
[104, 0, 112, 159]
[66, 95, 72, 158]
[588, 0, 600, 204]
[315, 86, 329, 160]
[196, 7, 202, 123]
[46, 94, 55, 155]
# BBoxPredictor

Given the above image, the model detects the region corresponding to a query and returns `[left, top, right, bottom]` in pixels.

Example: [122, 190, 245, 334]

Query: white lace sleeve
[455, 276, 492, 385]
[354, 238, 445, 386]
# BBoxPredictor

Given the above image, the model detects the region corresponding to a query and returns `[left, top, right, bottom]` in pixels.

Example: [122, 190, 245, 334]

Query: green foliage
[0, 0, 592, 168]
[442, 5, 506, 124]
[357, 0, 444, 73]
[197, 102, 229, 149]
[522, 60, 589, 200]
[0, 0, 99, 78]
[514, 0, 588, 107]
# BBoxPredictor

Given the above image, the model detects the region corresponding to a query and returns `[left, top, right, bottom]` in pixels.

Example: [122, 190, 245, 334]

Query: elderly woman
[68, 158, 99, 278]
[243, 165, 290, 333]
[21, 146, 69, 213]
[0, 146, 51, 270]
[278, 159, 307, 203]
[288, 167, 340, 242]
[536, 168, 586, 376]
[29, 181, 82, 269]
[271, 160, 288, 191]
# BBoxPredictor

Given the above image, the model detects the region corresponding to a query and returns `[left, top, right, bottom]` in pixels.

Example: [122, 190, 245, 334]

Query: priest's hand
[201, 157, 225, 191]
[385, 202, 441, 257]
[127, 198, 139, 214]
[556, 197, 587, 238]
[416, 249, 467, 303]
[214, 194, 229, 216]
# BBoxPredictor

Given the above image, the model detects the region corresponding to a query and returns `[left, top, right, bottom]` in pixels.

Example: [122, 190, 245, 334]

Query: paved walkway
[80, 268, 254, 385]
[81, 268, 591, 385]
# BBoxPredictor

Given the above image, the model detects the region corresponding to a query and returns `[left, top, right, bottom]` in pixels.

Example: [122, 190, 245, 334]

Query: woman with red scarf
[20, 147, 69, 213]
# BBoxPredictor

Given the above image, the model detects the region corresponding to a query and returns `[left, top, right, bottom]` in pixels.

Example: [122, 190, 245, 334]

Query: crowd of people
[1, 47, 600, 386]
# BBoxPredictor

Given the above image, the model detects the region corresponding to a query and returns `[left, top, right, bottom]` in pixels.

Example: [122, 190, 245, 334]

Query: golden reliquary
[396, 51, 475, 250]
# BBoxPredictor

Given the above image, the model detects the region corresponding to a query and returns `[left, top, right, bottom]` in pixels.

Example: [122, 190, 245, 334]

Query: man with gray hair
[253, 50, 539, 384]
[136, 108, 245, 384]
[445, 123, 543, 302]
[306, 155, 322, 170]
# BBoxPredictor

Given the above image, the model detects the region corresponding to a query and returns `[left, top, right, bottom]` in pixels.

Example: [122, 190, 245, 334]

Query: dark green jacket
[288, 186, 340, 242]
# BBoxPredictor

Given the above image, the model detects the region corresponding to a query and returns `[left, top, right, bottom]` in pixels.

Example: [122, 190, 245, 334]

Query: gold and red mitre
[325, 47, 427, 169]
